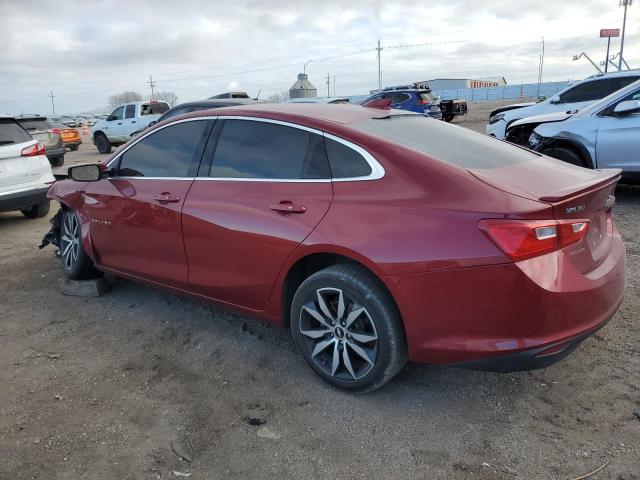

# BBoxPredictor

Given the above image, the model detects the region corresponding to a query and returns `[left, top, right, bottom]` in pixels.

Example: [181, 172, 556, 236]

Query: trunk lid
[470, 156, 621, 273]
[0, 139, 43, 190]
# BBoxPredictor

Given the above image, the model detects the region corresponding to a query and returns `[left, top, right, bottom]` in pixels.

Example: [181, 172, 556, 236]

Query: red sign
[600, 29, 620, 38]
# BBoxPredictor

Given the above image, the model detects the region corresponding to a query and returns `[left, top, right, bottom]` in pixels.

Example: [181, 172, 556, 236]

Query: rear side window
[354, 116, 537, 169]
[118, 120, 207, 177]
[605, 76, 640, 95]
[324, 137, 372, 178]
[391, 93, 410, 104]
[209, 120, 329, 179]
[0, 119, 32, 145]
[125, 104, 136, 119]
[558, 79, 605, 103]
[141, 102, 170, 116]
[17, 118, 51, 131]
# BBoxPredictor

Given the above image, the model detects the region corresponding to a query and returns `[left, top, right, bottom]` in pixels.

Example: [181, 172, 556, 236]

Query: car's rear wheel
[21, 201, 50, 219]
[60, 209, 100, 279]
[95, 133, 112, 154]
[540, 146, 587, 168]
[69, 144, 79, 151]
[443, 114, 454, 122]
[291, 264, 407, 392]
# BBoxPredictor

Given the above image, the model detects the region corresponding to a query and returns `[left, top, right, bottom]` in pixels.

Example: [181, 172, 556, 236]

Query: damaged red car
[42, 104, 625, 391]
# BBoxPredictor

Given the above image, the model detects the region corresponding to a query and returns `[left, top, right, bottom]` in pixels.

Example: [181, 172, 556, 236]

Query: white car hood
[509, 111, 574, 129]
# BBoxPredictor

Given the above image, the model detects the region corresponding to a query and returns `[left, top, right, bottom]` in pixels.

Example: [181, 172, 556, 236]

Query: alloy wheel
[299, 288, 379, 381]
[60, 212, 80, 271]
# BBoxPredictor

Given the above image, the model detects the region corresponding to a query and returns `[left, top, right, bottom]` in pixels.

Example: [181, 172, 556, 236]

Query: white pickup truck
[91, 101, 170, 154]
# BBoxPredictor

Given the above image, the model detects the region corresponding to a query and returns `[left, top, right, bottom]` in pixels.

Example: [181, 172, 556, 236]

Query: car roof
[286, 97, 350, 104]
[184, 103, 399, 125]
[174, 98, 260, 109]
[585, 69, 640, 79]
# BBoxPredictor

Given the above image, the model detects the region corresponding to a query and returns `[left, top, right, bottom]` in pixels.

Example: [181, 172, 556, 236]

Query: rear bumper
[387, 231, 626, 369]
[0, 187, 49, 212]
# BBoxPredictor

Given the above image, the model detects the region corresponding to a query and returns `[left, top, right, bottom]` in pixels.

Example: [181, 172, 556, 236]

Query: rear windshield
[141, 102, 170, 116]
[353, 116, 537, 169]
[17, 117, 51, 131]
[0, 118, 32, 145]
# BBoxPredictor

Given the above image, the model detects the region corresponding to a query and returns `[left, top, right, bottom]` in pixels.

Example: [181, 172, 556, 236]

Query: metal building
[289, 73, 317, 99]
[417, 77, 507, 91]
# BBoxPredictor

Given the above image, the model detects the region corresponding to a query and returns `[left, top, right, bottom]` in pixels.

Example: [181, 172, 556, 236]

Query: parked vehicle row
[0, 116, 54, 218]
[505, 79, 640, 182]
[16, 115, 66, 167]
[487, 70, 640, 139]
[42, 103, 624, 391]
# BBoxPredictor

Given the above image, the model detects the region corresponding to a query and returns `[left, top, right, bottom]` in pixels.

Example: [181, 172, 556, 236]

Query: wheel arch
[276, 248, 402, 331]
[542, 138, 595, 169]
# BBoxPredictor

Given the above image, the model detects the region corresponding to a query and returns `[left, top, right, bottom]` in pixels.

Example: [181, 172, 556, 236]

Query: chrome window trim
[106, 115, 385, 183]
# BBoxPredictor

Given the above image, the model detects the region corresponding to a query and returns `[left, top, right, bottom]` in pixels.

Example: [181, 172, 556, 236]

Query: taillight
[21, 142, 46, 157]
[49, 128, 60, 134]
[362, 97, 392, 110]
[417, 99, 430, 105]
[479, 219, 590, 261]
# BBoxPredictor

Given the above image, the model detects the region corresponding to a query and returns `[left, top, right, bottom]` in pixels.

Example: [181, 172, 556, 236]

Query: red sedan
[43, 104, 625, 391]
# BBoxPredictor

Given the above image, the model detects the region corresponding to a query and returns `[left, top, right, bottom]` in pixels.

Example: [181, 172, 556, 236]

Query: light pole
[376, 40, 383, 91]
[537, 37, 545, 98]
[619, 0, 633, 70]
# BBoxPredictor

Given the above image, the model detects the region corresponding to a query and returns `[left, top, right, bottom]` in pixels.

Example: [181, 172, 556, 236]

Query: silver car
[505, 79, 640, 182]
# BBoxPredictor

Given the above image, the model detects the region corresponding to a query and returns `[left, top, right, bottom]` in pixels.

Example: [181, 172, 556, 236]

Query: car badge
[565, 205, 586, 214]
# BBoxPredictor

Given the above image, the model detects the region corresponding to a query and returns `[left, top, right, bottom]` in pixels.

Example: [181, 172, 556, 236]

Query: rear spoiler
[539, 168, 621, 202]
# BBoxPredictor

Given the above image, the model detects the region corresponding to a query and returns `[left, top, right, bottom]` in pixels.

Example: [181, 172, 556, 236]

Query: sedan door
[182, 118, 333, 310]
[83, 119, 212, 288]
[595, 91, 640, 172]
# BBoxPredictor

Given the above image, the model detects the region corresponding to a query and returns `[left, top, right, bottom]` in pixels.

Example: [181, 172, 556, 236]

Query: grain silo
[289, 73, 317, 99]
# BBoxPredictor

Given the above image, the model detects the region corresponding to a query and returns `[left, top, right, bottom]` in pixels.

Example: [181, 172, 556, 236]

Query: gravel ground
[1, 102, 639, 480]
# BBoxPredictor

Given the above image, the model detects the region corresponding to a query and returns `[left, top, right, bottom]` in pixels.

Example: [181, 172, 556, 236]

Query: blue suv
[363, 86, 442, 119]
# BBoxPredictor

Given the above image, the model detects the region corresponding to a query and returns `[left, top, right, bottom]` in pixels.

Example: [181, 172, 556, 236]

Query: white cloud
[0, 0, 637, 114]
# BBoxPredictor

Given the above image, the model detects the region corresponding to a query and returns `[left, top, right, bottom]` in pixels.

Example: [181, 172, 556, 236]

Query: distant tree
[153, 91, 179, 107]
[267, 90, 290, 102]
[107, 91, 143, 109]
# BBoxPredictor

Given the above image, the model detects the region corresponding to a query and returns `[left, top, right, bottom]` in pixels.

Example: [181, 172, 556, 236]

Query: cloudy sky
[0, 0, 637, 115]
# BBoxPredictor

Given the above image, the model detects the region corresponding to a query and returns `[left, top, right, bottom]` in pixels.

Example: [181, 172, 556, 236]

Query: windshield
[353, 115, 537, 169]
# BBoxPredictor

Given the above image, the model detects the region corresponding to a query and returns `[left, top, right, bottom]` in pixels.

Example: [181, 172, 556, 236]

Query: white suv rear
[0, 116, 55, 218]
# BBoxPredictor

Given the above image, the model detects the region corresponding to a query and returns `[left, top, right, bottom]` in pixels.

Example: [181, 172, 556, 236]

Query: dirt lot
[1, 101, 639, 480]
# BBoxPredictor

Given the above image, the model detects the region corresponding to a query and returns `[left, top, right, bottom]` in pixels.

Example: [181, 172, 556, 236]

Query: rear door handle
[154, 193, 181, 203]
[270, 201, 306, 214]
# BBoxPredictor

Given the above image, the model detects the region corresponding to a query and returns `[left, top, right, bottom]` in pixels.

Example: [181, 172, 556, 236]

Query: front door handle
[270, 201, 306, 214]
[154, 192, 181, 203]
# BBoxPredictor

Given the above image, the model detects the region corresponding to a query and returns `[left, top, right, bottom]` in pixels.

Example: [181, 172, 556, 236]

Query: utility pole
[376, 40, 383, 91]
[333, 76, 336, 96]
[619, 0, 633, 70]
[326, 73, 331, 97]
[605, 36, 612, 72]
[148, 75, 156, 100]
[48, 90, 56, 115]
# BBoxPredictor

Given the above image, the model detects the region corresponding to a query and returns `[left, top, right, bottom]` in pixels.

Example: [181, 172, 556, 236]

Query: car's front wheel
[94, 133, 112, 154]
[291, 264, 407, 392]
[60, 209, 101, 279]
[540, 146, 587, 168]
[49, 156, 64, 167]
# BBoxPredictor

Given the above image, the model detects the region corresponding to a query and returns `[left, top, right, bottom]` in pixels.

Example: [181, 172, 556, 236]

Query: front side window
[110, 106, 124, 121]
[125, 104, 136, 119]
[558, 80, 605, 103]
[209, 120, 329, 179]
[118, 120, 207, 177]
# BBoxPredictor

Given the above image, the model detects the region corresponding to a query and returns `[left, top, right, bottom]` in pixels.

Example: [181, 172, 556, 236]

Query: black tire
[49, 156, 64, 167]
[95, 133, 112, 154]
[291, 264, 407, 392]
[21, 201, 50, 219]
[540, 146, 587, 168]
[69, 144, 79, 151]
[443, 114, 455, 122]
[59, 209, 101, 280]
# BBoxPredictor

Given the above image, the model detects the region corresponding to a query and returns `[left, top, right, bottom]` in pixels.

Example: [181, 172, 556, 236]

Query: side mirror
[549, 95, 560, 104]
[613, 100, 640, 115]
[69, 164, 101, 182]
